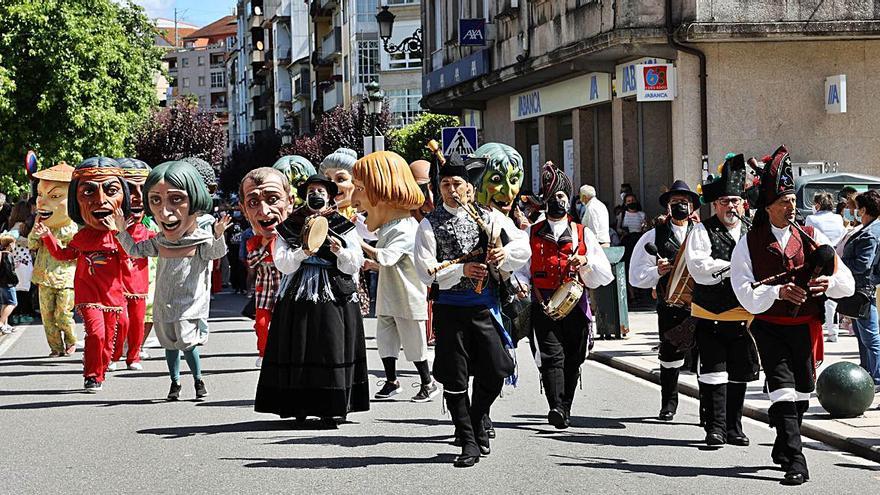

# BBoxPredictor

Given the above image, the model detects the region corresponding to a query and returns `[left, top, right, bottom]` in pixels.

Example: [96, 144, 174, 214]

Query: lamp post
[375, 6, 422, 56]
[365, 80, 384, 152]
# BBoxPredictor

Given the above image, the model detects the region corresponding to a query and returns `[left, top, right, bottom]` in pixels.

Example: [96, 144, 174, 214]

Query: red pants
[114, 298, 146, 365]
[80, 307, 119, 383]
[255, 308, 271, 357]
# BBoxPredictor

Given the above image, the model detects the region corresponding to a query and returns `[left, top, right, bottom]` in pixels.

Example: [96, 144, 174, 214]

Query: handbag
[836, 287, 873, 319]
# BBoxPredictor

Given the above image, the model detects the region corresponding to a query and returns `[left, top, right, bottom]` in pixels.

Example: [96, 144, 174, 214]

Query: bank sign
[635, 64, 676, 101]
[510, 72, 611, 121]
[825, 74, 846, 113]
[615, 57, 669, 98]
[459, 19, 486, 46]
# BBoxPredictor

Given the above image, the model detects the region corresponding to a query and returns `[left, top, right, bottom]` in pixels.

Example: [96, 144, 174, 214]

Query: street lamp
[364, 80, 384, 152]
[375, 6, 422, 55]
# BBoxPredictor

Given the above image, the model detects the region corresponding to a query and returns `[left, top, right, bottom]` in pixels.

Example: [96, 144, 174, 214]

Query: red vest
[746, 222, 823, 317]
[529, 218, 587, 290]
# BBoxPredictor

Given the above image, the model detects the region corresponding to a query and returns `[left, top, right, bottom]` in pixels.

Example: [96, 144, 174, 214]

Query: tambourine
[302, 215, 329, 252]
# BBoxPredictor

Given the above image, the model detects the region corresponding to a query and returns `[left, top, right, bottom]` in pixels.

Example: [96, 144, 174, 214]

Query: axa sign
[459, 19, 487, 46]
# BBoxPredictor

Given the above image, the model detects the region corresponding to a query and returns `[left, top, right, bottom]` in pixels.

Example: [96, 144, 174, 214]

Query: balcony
[321, 83, 342, 113]
[319, 0, 337, 10]
[320, 27, 342, 62]
[277, 85, 292, 104]
[293, 69, 310, 99]
[275, 47, 291, 65]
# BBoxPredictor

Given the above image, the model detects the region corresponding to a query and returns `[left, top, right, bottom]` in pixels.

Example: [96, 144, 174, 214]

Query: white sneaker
[255, 357, 263, 368]
[106, 362, 117, 372]
[128, 362, 143, 371]
[139, 350, 151, 360]
[1, 324, 12, 335]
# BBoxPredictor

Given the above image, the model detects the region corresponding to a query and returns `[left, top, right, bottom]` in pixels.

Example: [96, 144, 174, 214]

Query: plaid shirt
[246, 235, 281, 311]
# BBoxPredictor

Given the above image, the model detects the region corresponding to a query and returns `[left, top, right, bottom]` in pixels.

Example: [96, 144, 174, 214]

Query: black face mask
[670, 203, 690, 221]
[626, 202, 640, 212]
[547, 197, 567, 218]
[307, 194, 326, 211]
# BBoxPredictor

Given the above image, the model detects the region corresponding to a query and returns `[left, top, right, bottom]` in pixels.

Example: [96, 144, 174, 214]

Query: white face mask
[620, 193, 626, 202]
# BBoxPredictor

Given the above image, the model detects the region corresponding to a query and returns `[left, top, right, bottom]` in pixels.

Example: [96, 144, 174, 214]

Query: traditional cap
[71, 156, 123, 181]
[701, 153, 747, 203]
[757, 145, 795, 207]
[297, 174, 338, 200]
[117, 157, 151, 178]
[659, 179, 700, 207]
[540, 162, 572, 200]
[32, 161, 74, 183]
[409, 160, 431, 185]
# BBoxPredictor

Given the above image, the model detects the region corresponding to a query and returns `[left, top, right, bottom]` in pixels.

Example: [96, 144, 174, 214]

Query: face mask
[307, 194, 326, 211]
[670, 203, 690, 221]
[626, 202, 640, 212]
[620, 193, 626, 202]
[547, 197, 567, 218]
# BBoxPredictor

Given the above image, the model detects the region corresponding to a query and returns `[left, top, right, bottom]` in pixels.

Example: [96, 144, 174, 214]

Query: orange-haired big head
[352, 151, 425, 232]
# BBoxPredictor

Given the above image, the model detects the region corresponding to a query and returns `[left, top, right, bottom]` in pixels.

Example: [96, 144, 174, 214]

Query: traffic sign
[441, 126, 478, 158]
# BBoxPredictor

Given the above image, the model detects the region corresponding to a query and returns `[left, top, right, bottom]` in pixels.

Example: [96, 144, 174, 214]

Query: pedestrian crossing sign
[441, 127, 479, 159]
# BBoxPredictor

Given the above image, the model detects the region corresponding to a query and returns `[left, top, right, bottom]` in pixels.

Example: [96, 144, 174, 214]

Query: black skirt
[254, 283, 370, 419]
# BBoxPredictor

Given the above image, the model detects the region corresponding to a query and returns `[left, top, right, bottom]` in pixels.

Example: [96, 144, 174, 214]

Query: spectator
[841, 190, 880, 386]
[614, 183, 634, 217]
[226, 213, 246, 294]
[11, 231, 33, 325]
[0, 193, 10, 229]
[840, 185, 860, 227]
[0, 235, 17, 334]
[580, 184, 611, 246]
[806, 192, 846, 342]
[617, 193, 647, 237]
[6, 200, 31, 235]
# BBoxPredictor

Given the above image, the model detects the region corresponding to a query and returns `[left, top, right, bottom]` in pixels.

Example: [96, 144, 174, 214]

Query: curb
[589, 350, 880, 464]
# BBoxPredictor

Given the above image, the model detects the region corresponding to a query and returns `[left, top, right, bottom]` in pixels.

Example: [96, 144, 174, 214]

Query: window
[211, 71, 225, 88]
[198, 56, 205, 66]
[356, 40, 379, 84]
[386, 50, 422, 70]
[198, 76, 205, 86]
[198, 96, 206, 107]
[182, 77, 190, 88]
[386, 88, 423, 127]
[181, 58, 189, 67]
[380, 21, 422, 70]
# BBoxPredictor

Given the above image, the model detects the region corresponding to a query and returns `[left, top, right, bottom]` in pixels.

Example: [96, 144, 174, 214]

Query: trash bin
[593, 246, 629, 339]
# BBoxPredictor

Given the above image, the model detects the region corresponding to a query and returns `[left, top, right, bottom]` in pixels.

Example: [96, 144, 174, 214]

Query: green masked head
[273, 155, 316, 206]
[471, 143, 524, 214]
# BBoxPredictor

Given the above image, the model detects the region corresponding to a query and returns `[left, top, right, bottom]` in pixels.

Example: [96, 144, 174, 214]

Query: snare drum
[301, 215, 329, 252]
[543, 278, 584, 321]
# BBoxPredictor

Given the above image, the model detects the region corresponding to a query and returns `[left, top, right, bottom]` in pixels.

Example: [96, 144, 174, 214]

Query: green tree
[0, 0, 162, 196]
[133, 99, 227, 168]
[390, 113, 460, 162]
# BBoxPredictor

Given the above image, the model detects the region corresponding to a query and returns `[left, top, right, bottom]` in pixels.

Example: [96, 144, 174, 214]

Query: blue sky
[131, 0, 237, 28]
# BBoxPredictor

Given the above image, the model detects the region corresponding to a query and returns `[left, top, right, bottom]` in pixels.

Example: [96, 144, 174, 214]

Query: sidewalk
[590, 310, 880, 462]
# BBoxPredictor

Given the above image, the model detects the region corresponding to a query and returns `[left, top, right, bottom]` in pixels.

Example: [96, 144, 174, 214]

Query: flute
[428, 248, 483, 276]
[750, 264, 805, 289]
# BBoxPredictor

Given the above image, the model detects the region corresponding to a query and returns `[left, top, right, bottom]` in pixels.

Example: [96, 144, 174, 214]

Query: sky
[130, 0, 238, 28]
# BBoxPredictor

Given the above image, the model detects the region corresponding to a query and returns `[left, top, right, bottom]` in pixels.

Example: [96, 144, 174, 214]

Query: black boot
[697, 381, 707, 428]
[658, 367, 680, 421]
[445, 392, 479, 467]
[559, 365, 580, 427]
[769, 401, 809, 484]
[470, 378, 501, 456]
[700, 382, 726, 446]
[541, 367, 566, 429]
[726, 382, 749, 446]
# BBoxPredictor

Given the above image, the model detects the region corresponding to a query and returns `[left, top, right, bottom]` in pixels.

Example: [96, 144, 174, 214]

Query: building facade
[421, 0, 880, 218]
[164, 16, 237, 132]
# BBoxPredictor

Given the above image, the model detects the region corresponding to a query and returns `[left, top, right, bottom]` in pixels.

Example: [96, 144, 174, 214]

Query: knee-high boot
[560, 365, 581, 419]
[445, 392, 479, 465]
[725, 382, 749, 445]
[659, 367, 680, 417]
[699, 382, 727, 444]
[769, 401, 809, 484]
[541, 367, 566, 428]
[470, 378, 502, 454]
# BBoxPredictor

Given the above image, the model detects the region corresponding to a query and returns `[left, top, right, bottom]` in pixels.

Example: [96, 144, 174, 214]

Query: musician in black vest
[684, 154, 759, 447]
[414, 157, 530, 468]
[629, 180, 700, 421]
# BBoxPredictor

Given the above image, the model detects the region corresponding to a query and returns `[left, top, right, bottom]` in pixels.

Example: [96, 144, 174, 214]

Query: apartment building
[164, 16, 237, 130]
[421, 0, 880, 217]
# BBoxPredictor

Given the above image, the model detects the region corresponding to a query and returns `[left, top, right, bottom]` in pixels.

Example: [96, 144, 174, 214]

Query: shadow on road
[553, 455, 781, 481]
[220, 454, 453, 469]
[138, 419, 306, 439]
[0, 398, 161, 409]
[267, 434, 451, 448]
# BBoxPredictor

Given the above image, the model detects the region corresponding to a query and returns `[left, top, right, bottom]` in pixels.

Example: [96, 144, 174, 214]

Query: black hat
[756, 145, 795, 207]
[439, 155, 485, 185]
[297, 174, 338, 200]
[659, 179, 700, 207]
[701, 153, 747, 204]
[540, 162, 572, 200]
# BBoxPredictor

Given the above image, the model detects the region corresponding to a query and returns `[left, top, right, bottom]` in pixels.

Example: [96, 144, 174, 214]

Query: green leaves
[389, 113, 460, 162]
[0, 0, 162, 197]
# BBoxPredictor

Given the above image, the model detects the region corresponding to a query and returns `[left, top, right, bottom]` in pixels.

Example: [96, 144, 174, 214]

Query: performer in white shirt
[730, 146, 853, 486]
[629, 180, 700, 421]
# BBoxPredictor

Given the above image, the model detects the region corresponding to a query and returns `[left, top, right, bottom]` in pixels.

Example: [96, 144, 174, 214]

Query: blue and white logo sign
[459, 19, 486, 46]
[442, 127, 479, 158]
[825, 74, 846, 114]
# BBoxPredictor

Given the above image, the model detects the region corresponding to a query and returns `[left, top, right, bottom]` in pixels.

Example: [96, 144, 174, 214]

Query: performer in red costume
[33, 157, 130, 392]
[110, 158, 157, 371]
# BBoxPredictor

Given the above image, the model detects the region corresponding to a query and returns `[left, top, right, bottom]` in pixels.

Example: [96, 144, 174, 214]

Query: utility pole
[174, 7, 178, 47]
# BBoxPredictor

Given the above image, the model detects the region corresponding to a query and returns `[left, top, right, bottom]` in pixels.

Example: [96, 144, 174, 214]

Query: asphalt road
[1, 292, 878, 494]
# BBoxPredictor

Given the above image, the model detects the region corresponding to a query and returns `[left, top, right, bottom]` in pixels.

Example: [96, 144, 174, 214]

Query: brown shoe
[64, 344, 77, 356]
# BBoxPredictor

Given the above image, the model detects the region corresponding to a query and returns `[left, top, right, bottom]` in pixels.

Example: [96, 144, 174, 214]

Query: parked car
[795, 172, 880, 219]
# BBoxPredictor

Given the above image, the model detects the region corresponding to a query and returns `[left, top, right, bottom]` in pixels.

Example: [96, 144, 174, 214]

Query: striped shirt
[246, 235, 281, 311]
